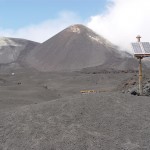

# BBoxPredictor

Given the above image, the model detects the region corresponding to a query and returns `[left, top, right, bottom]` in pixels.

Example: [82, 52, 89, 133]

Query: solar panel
[141, 42, 150, 53]
[131, 42, 150, 56]
[131, 43, 142, 53]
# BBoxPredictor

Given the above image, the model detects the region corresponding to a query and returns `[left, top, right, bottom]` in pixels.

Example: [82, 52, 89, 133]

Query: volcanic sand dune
[1, 90, 150, 150]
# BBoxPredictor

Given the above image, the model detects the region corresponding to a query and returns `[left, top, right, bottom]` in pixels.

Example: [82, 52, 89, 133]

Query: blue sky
[0, 0, 150, 52]
[0, 0, 107, 29]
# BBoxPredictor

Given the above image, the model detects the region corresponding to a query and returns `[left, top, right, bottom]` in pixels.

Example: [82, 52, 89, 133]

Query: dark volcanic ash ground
[0, 68, 150, 150]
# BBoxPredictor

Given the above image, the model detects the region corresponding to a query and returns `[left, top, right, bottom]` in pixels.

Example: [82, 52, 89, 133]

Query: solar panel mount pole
[136, 35, 143, 95]
[138, 57, 143, 95]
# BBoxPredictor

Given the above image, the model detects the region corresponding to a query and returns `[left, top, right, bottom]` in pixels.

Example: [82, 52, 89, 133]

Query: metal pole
[139, 57, 143, 95]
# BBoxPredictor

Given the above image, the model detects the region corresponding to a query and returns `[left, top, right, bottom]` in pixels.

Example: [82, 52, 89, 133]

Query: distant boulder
[128, 86, 139, 96]
[127, 82, 150, 96]
[143, 83, 150, 96]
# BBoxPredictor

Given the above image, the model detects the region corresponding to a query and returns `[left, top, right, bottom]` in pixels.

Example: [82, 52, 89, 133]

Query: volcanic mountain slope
[26, 24, 136, 72]
[0, 37, 39, 65]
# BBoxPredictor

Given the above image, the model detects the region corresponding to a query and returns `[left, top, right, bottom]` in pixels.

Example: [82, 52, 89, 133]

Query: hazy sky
[0, 0, 150, 52]
[0, 0, 107, 29]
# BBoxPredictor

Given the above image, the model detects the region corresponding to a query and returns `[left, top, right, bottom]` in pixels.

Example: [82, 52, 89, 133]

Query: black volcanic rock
[26, 24, 136, 72]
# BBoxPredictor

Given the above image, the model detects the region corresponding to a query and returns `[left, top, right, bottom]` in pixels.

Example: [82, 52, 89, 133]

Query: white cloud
[1, 1, 150, 53]
[87, 0, 150, 52]
[0, 11, 82, 43]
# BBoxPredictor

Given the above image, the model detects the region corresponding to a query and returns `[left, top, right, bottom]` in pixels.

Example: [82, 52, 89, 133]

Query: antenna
[131, 36, 150, 96]
[136, 35, 141, 42]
